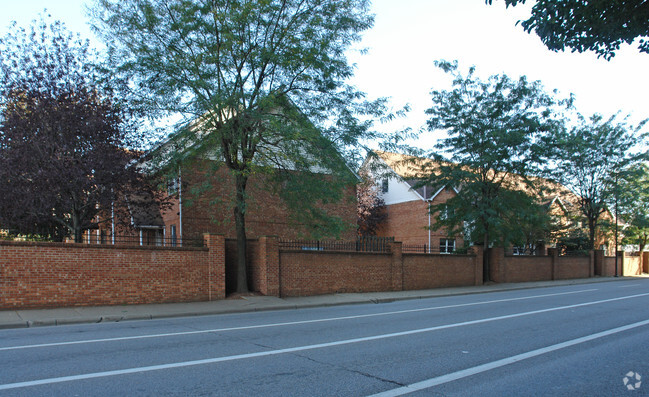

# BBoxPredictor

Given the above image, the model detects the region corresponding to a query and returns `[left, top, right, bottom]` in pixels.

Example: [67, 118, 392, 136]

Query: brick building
[159, 158, 358, 243]
[364, 151, 616, 254]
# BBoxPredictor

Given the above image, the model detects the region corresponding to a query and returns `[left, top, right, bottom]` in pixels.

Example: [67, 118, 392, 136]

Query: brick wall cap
[0, 240, 206, 251]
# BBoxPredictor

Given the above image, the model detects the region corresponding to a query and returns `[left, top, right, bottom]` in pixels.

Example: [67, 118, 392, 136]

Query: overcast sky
[2, 0, 648, 147]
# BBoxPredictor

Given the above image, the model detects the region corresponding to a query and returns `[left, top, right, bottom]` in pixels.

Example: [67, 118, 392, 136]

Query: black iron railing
[279, 236, 394, 253]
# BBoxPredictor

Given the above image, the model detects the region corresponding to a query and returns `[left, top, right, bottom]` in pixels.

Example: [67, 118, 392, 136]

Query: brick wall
[248, 237, 483, 297]
[623, 254, 642, 276]
[402, 253, 478, 290]
[0, 234, 225, 309]
[500, 255, 552, 283]
[596, 251, 642, 276]
[493, 248, 593, 283]
[555, 255, 592, 279]
[278, 251, 393, 296]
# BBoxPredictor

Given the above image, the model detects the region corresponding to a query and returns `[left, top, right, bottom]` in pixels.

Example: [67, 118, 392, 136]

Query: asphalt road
[1, 279, 648, 396]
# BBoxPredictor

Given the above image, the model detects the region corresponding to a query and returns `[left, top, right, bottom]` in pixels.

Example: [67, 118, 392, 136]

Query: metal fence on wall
[79, 234, 205, 247]
[279, 236, 394, 253]
[401, 244, 468, 254]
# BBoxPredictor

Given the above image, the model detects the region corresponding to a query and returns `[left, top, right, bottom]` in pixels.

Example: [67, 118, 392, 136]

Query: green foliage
[423, 60, 565, 249]
[486, 0, 649, 59]
[543, 113, 648, 249]
[92, 0, 386, 291]
[619, 164, 649, 252]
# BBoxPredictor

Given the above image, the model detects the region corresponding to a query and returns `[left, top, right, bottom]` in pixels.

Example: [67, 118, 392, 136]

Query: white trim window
[440, 238, 455, 254]
[167, 177, 180, 195]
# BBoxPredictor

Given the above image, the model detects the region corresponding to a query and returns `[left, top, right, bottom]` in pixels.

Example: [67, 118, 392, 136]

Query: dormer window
[381, 178, 389, 193]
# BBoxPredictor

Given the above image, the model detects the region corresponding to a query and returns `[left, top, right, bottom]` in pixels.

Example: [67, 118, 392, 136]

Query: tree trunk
[234, 173, 249, 293]
[73, 212, 83, 243]
[587, 217, 597, 250]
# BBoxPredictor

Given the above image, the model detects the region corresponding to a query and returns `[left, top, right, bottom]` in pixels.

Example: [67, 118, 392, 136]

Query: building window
[440, 238, 455, 254]
[167, 177, 180, 195]
[171, 225, 177, 247]
[381, 178, 389, 193]
[512, 246, 526, 255]
[440, 205, 453, 220]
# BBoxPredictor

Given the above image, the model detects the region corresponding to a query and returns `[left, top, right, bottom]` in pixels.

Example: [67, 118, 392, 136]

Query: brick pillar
[643, 252, 649, 274]
[471, 245, 484, 286]
[594, 249, 605, 276]
[490, 247, 505, 283]
[548, 247, 559, 280]
[390, 241, 403, 291]
[258, 236, 280, 297]
[204, 234, 226, 300]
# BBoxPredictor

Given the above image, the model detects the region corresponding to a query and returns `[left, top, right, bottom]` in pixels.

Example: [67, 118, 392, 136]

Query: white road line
[618, 284, 641, 288]
[0, 289, 597, 352]
[368, 318, 649, 397]
[0, 291, 647, 391]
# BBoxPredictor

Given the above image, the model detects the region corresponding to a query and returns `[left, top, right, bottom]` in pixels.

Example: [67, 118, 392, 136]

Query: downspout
[111, 192, 115, 245]
[425, 186, 430, 254]
[428, 201, 431, 253]
[179, 166, 183, 246]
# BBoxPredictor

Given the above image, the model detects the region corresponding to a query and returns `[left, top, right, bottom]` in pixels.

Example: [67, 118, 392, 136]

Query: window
[167, 177, 180, 195]
[440, 238, 455, 254]
[381, 178, 389, 193]
[171, 225, 177, 247]
[440, 205, 453, 220]
[512, 246, 526, 255]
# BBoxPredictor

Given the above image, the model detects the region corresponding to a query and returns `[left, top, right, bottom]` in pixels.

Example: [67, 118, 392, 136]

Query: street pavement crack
[293, 352, 406, 388]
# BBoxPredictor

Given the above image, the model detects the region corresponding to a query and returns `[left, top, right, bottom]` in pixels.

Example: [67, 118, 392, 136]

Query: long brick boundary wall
[250, 240, 641, 298]
[250, 238, 484, 297]
[0, 234, 225, 309]
[491, 247, 594, 283]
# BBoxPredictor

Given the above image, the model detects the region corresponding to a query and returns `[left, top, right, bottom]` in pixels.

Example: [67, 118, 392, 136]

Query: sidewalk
[0, 276, 644, 330]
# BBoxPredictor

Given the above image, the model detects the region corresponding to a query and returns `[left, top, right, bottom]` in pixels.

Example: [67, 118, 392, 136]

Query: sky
[1, 0, 648, 148]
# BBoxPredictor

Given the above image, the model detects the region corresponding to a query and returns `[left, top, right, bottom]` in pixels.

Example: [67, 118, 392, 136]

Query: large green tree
[422, 60, 564, 281]
[91, 0, 388, 293]
[486, 0, 649, 59]
[543, 113, 648, 250]
[618, 164, 649, 256]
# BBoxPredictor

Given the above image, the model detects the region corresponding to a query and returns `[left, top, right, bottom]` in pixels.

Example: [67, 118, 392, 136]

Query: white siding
[380, 175, 422, 205]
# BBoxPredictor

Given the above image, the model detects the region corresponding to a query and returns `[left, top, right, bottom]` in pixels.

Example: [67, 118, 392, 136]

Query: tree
[356, 171, 387, 236]
[619, 164, 649, 255]
[543, 113, 648, 250]
[91, 0, 389, 293]
[0, 18, 150, 242]
[486, 0, 649, 60]
[423, 60, 564, 281]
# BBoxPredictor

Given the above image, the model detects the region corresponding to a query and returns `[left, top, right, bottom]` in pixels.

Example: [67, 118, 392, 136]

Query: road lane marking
[618, 284, 641, 288]
[368, 318, 649, 397]
[0, 291, 647, 391]
[0, 289, 597, 352]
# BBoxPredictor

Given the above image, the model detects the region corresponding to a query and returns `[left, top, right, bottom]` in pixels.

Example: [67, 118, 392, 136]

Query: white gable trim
[429, 185, 460, 202]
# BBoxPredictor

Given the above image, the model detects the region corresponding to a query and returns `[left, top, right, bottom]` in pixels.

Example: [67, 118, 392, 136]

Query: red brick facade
[3, 236, 642, 309]
[378, 187, 464, 249]
[163, 161, 357, 242]
[0, 235, 225, 309]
